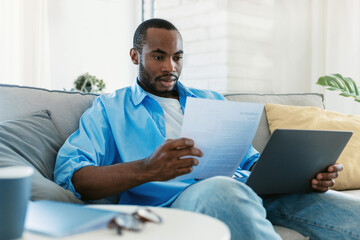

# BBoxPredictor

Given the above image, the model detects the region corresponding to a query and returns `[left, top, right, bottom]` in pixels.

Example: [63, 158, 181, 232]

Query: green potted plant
[316, 73, 360, 103]
[74, 73, 106, 93]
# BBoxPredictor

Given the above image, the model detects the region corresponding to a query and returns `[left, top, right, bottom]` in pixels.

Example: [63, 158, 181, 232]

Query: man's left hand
[311, 163, 344, 192]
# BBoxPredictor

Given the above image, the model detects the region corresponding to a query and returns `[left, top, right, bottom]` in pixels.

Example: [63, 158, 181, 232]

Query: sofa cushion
[265, 103, 360, 190]
[224, 93, 324, 153]
[0, 84, 97, 142]
[0, 110, 83, 203]
[341, 189, 360, 199]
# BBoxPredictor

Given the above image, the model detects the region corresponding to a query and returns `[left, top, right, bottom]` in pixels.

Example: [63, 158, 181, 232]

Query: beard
[138, 61, 179, 95]
[138, 62, 154, 91]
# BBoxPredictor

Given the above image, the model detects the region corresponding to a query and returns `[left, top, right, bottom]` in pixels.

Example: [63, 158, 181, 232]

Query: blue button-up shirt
[54, 81, 259, 206]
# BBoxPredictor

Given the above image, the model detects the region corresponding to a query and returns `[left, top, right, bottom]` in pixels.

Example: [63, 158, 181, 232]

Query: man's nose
[162, 58, 176, 72]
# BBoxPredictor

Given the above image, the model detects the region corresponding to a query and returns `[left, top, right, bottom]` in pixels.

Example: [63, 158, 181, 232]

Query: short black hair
[133, 18, 180, 53]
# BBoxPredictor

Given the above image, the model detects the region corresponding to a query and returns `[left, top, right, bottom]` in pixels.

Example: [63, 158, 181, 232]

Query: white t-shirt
[147, 93, 183, 139]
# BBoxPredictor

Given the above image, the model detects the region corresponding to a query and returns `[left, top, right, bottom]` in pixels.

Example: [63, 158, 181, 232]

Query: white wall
[154, 0, 274, 94]
[272, 0, 360, 115]
[154, 0, 229, 92]
[47, 0, 141, 92]
[272, 0, 312, 93]
[3, 0, 360, 114]
[227, 0, 273, 93]
[154, 0, 360, 115]
[0, 0, 51, 88]
[322, 0, 360, 114]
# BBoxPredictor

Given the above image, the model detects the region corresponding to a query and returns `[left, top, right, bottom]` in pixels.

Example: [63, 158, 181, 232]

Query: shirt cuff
[55, 161, 95, 199]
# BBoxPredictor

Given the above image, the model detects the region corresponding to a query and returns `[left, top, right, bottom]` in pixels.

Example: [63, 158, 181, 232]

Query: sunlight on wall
[154, 0, 274, 94]
[2, 0, 360, 115]
[48, 0, 141, 92]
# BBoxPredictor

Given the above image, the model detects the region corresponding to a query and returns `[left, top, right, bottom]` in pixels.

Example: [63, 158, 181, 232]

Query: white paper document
[175, 98, 263, 181]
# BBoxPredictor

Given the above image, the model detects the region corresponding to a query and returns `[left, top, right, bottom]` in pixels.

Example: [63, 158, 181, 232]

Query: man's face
[136, 28, 183, 97]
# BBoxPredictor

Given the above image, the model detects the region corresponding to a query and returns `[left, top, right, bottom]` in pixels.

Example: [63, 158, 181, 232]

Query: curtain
[0, 0, 50, 88]
[0, 0, 140, 92]
[273, 0, 360, 115]
[322, 0, 360, 114]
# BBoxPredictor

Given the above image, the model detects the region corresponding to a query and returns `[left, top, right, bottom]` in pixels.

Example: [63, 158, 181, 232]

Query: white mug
[0, 166, 33, 240]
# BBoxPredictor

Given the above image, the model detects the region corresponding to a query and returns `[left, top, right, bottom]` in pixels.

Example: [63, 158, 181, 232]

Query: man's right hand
[72, 138, 203, 200]
[142, 138, 203, 181]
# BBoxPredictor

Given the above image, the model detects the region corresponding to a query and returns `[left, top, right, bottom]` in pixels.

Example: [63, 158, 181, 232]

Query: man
[55, 19, 360, 239]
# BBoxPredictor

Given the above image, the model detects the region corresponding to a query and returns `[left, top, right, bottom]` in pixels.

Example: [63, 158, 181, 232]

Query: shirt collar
[131, 79, 197, 106]
[131, 80, 148, 106]
[174, 81, 197, 99]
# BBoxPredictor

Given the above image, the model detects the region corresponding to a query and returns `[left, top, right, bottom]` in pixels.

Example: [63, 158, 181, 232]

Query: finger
[176, 167, 194, 176]
[173, 147, 203, 158]
[163, 138, 195, 151]
[311, 179, 333, 192]
[176, 157, 199, 168]
[316, 172, 338, 180]
[317, 179, 335, 188]
[312, 184, 329, 192]
[311, 179, 335, 188]
[328, 163, 344, 173]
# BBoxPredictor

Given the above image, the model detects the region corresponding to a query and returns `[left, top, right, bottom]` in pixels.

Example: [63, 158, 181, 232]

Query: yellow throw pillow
[265, 103, 360, 190]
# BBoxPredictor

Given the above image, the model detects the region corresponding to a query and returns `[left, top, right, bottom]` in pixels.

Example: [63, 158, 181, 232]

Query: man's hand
[72, 138, 202, 200]
[142, 138, 203, 181]
[311, 163, 344, 192]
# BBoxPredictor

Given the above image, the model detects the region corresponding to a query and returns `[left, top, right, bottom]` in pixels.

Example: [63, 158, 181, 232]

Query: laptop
[245, 129, 352, 195]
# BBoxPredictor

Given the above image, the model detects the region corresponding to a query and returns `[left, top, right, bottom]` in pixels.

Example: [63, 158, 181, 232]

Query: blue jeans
[170, 176, 360, 240]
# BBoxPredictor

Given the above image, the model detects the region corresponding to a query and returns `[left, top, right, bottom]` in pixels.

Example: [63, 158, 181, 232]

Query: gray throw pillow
[0, 110, 83, 203]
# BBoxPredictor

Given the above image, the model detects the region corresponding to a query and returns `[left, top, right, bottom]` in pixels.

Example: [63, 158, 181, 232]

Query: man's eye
[174, 56, 183, 61]
[154, 56, 163, 60]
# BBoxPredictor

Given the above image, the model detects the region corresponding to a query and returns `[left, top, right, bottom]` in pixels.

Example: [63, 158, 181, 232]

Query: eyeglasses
[108, 208, 162, 235]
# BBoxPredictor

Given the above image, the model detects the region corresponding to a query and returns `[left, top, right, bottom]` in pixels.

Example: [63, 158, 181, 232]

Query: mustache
[155, 74, 178, 81]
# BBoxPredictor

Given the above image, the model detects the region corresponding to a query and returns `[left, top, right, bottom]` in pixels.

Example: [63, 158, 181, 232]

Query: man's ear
[130, 48, 139, 65]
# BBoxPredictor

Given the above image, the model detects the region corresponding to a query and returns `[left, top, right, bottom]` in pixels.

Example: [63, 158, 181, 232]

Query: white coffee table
[22, 204, 231, 240]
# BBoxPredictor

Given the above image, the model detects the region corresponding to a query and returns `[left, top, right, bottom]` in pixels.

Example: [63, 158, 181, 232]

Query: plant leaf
[339, 92, 354, 97]
[316, 74, 360, 103]
[345, 77, 360, 96]
[317, 76, 342, 89]
[73, 73, 106, 93]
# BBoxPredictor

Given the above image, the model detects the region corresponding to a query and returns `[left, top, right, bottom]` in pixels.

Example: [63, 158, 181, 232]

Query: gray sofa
[1, 84, 359, 239]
